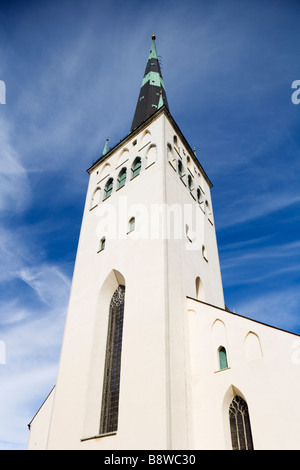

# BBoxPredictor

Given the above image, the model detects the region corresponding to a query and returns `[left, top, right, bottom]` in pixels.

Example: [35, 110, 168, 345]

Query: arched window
[90, 187, 101, 210]
[178, 160, 183, 179]
[218, 346, 228, 370]
[103, 178, 113, 200]
[128, 217, 135, 233]
[197, 188, 202, 204]
[229, 396, 254, 450]
[100, 285, 126, 435]
[117, 167, 127, 189]
[188, 174, 193, 192]
[131, 157, 142, 178]
[99, 237, 106, 252]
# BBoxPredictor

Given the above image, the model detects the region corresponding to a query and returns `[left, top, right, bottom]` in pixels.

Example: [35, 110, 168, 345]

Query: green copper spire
[102, 137, 109, 156]
[148, 34, 159, 60]
[130, 34, 169, 132]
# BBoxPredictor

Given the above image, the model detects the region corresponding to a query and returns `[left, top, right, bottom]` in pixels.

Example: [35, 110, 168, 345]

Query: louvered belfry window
[229, 395, 254, 450]
[100, 285, 125, 434]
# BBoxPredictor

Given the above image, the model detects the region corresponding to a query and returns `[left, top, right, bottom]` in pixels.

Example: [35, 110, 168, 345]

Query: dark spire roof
[130, 34, 169, 132]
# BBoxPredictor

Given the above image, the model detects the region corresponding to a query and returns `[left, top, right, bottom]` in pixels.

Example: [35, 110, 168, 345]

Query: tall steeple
[130, 34, 169, 132]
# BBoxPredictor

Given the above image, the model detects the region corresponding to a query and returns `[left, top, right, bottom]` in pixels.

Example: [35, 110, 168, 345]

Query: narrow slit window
[178, 160, 184, 179]
[128, 217, 135, 233]
[100, 285, 126, 435]
[218, 346, 228, 370]
[99, 237, 106, 252]
[197, 188, 202, 204]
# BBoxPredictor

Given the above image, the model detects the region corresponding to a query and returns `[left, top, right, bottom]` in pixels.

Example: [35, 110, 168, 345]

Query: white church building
[27, 35, 300, 450]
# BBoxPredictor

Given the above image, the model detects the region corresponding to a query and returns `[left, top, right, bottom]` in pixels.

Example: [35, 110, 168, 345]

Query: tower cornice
[87, 106, 213, 188]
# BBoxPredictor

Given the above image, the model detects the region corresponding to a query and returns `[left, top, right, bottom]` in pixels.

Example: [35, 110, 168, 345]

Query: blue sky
[0, 0, 300, 450]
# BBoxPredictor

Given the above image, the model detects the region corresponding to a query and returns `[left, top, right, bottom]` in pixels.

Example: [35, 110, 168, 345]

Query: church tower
[27, 36, 300, 451]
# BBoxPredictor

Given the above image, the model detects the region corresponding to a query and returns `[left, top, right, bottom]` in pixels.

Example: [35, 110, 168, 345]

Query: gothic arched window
[131, 157, 142, 178]
[100, 285, 126, 435]
[103, 178, 113, 200]
[197, 188, 202, 204]
[178, 160, 183, 179]
[229, 396, 254, 450]
[117, 168, 127, 189]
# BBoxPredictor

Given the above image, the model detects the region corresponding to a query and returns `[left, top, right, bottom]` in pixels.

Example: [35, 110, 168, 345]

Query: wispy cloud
[0, 262, 70, 449]
[234, 287, 300, 333]
[0, 0, 299, 451]
[0, 116, 31, 213]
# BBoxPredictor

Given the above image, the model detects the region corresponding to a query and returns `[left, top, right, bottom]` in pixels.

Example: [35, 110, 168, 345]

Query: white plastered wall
[187, 297, 300, 450]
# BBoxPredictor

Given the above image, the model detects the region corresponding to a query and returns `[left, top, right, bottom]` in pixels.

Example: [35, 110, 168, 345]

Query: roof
[130, 34, 169, 132]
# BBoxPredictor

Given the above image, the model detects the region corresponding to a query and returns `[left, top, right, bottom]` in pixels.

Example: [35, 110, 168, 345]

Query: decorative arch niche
[146, 144, 157, 167]
[82, 269, 126, 439]
[244, 331, 262, 361]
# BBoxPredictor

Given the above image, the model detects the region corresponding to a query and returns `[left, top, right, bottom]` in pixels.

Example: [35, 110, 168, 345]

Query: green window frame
[128, 217, 135, 232]
[131, 157, 142, 179]
[103, 178, 113, 200]
[218, 346, 228, 370]
[99, 237, 106, 251]
[118, 168, 127, 189]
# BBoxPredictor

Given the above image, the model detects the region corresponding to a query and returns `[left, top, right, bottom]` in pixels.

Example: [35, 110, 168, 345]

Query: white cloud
[216, 191, 300, 230]
[0, 220, 71, 449]
[0, 264, 70, 449]
[0, 116, 31, 213]
[18, 265, 71, 307]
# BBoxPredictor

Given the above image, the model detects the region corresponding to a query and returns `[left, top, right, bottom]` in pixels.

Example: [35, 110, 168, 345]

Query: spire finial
[152, 33, 156, 40]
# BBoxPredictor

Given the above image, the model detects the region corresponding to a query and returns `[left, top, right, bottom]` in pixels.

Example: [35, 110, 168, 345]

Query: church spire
[130, 34, 169, 132]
